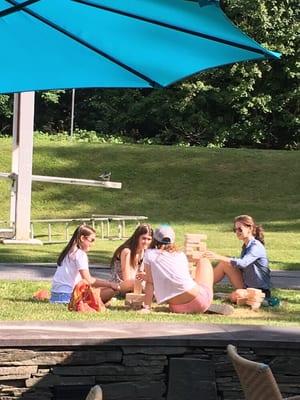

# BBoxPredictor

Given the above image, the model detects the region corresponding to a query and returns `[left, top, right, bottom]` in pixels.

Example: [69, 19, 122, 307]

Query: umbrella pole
[6, 92, 42, 244]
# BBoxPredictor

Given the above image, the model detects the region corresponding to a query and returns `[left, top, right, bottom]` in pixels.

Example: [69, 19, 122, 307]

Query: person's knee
[197, 257, 213, 269]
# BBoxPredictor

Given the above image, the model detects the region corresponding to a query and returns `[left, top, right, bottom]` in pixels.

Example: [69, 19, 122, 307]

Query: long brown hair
[234, 215, 265, 245]
[110, 223, 153, 268]
[57, 224, 96, 266]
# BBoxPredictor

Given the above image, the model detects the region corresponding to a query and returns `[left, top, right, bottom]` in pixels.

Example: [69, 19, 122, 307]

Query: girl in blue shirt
[205, 215, 271, 299]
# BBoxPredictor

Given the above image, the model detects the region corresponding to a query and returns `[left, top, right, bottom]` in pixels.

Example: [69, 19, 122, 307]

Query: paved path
[0, 263, 300, 289]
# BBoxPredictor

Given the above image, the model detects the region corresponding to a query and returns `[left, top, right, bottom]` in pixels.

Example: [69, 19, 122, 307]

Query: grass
[0, 280, 299, 326]
[0, 135, 299, 271]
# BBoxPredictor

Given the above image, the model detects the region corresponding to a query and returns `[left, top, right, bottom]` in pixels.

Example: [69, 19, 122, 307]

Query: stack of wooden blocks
[234, 288, 265, 310]
[184, 233, 207, 276]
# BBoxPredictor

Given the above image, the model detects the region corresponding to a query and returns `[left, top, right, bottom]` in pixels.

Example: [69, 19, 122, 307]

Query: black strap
[0, 0, 40, 17]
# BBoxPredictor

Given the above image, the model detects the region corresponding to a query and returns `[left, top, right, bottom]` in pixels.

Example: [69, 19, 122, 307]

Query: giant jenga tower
[184, 233, 207, 276]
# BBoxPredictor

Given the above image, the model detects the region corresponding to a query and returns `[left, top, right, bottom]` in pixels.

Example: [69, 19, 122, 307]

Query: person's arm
[229, 247, 260, 269]
[205, 245, 261, 270]
[204, 250, 231, 263]
[120, 248, 135, 282]
[79, 269, 120, 291]
[139, 263, 154, 313]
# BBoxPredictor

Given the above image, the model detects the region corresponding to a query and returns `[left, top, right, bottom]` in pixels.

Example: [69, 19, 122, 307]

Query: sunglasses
[85, 236, 96, 243]
[233, 227, 243, 233]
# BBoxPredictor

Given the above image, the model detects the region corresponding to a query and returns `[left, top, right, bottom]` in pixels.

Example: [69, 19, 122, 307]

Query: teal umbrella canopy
[0, 0, 280, 94]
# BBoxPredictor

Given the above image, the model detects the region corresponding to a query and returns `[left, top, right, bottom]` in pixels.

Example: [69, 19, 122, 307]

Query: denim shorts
[50, 292, 71, 304]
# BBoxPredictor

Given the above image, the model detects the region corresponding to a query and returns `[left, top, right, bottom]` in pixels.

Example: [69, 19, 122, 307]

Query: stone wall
[1, 344, 300, 400]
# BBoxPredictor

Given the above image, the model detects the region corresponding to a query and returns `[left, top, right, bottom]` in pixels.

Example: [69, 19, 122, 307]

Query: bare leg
[194, 257, 214, 291]
[194, 259, 235, 315]
[119, 280, 134, 294]
[100, 288, 115, 304]
[100, 280, 135, 303]
[213, 261, 244, 289]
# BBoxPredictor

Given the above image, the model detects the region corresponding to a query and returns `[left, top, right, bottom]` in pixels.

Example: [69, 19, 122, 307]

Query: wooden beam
[0, 172, 122, 189]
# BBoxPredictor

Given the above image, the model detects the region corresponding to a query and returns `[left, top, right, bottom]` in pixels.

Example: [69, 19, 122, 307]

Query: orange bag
[33, 289, 50, 301]
[68, 280, 105, 312]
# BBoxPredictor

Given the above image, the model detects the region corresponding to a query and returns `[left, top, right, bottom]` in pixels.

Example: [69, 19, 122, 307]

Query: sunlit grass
[0, 280, 299, 326]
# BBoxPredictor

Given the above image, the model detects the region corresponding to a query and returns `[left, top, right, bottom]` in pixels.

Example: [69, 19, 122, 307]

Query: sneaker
[214, 292, 230, 300]
[206, 303, 234, 315]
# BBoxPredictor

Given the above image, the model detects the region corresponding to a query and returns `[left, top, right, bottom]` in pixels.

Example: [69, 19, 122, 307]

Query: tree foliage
[0, 0, 298, 148]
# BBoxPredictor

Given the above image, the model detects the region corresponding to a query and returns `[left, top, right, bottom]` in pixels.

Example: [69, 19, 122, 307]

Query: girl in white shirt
[50, 224, 120, 304]
[139, 225, 214, 314]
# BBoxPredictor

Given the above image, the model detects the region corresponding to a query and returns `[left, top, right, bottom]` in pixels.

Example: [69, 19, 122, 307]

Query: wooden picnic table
[92, 214, 148, 239]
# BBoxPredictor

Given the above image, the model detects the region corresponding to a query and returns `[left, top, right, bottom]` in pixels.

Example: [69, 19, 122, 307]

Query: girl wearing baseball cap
[139, 224, 214, 314]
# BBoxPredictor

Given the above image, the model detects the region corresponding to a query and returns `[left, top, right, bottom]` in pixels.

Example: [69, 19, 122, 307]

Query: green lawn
[0, 280, 299, 326]
[0, 135, 299, 270]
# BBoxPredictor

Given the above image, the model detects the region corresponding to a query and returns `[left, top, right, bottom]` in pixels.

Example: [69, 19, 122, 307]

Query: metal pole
[70, 88, 75, 137]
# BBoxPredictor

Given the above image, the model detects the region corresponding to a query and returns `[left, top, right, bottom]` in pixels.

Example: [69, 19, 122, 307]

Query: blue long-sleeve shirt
[230, 238, 271, 290]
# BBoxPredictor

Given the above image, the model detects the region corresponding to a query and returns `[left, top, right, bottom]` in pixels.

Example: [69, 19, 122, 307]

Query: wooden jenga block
[246, 288, 263, 295]
[247, 293, 265, 301]
[125, 293, 145, 310]
[235, 289, 248, 298]
[246, 288, 265, 310]
[185, 233, 207, 242]
[236, 298, 247, 306]
[246, 300, 262, 310]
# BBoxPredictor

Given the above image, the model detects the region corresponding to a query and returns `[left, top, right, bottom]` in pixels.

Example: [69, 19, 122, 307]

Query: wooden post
[4, 92, 42, 244]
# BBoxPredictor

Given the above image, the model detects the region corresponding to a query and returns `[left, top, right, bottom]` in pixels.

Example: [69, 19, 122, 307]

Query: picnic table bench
[28, 215, 148, 243]
[91, 214, 148, 240]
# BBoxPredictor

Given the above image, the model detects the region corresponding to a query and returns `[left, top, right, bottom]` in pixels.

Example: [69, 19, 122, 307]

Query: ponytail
[254, 225, 265, 245]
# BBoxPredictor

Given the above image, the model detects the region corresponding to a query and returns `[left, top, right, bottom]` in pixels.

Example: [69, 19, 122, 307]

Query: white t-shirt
[144, 248, 195, 304]
[51, 248, 89, 294]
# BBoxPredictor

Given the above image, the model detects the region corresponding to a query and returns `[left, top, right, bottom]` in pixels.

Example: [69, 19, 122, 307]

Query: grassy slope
[0, 136, 299, 270]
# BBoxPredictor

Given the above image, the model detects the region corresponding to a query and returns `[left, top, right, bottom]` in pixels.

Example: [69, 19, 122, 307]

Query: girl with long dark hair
[50, 224, 119, 304]
[110, 223, 153, 294]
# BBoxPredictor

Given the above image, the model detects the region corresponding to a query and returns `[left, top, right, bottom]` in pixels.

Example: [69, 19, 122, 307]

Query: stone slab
[167, 358, 217, 400]
[0, 322, 299, 348]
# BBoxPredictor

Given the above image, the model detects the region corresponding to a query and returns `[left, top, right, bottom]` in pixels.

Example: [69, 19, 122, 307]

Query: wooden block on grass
[125, 293, 145, 310]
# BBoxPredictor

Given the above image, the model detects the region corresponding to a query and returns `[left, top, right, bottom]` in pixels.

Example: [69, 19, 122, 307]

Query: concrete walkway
[0, 263, 300, 289]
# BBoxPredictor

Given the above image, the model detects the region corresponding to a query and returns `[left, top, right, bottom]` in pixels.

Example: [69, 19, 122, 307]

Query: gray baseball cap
[153, 225, 175, 244]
